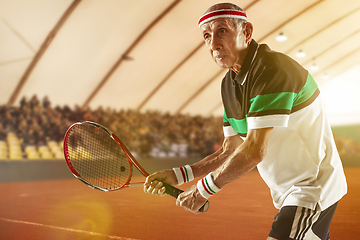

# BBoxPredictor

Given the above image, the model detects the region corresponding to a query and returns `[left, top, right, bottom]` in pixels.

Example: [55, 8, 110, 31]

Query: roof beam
[7, 0, 82, 106]
[136, 42, 204, 111]
[302, 28, 360, 67]
[257, 0, 324, 42]
[313, 45, 360, 81]
[82, 0, 181, 108]
[285, 6, 360, 55]
[2, 19, 35, 53]
[175, 69, 224, 115]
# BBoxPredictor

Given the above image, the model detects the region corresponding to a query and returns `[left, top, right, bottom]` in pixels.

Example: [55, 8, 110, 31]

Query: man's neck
[230, 42, 251, 74]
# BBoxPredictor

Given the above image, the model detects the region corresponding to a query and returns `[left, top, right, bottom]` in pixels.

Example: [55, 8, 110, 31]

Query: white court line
[0, 217, 140, 240]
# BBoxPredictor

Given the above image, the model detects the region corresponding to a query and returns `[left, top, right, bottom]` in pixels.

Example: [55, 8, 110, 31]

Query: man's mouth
[214, 54, 225, 60]
[213, 51, 223, 58]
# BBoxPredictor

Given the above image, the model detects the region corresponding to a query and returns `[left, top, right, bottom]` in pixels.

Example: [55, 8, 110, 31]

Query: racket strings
[67, 124, 131, 190]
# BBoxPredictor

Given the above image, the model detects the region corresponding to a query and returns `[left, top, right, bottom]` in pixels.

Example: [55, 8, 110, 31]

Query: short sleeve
[223, 110, 238, 137]
[247, 64, 302, 129]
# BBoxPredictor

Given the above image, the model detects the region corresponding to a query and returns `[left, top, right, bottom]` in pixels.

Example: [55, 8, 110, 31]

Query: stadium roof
[1, 0, 360, 124]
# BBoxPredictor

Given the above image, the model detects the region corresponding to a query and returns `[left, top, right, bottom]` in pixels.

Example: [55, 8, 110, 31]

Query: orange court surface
[0, 168, 359, 240]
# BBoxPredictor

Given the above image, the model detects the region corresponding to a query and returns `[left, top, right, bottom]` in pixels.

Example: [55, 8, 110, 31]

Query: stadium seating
[38, 145, 53, 160]
[0, 141, 7, 160]
[7, 133, 22, 160]
[25, 145, 40, 160]
[0, 132, 64, 161]
[48, 141, 63, 160]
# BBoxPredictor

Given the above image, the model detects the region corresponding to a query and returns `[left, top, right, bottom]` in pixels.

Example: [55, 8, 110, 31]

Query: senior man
[144, 3, 347, 240]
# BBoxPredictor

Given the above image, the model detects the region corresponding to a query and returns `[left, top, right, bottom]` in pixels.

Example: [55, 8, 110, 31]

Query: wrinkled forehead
[198, 9, 248, 28]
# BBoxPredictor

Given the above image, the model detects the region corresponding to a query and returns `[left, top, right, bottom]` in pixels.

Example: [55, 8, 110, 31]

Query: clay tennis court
[0, 161, 358, 240]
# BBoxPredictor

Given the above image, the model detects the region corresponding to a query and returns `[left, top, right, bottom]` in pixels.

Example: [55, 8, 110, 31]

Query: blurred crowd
[0, 95, 223, 159]
[1, 95, 360, 162]
[0, 95, 66, 146]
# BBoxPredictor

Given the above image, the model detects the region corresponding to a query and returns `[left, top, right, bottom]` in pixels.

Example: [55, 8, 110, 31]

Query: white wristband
[197, 172, 221, 199]
[172, 165, 194, 185]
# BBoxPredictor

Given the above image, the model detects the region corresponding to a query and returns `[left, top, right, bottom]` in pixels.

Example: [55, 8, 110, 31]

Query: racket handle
[162, 182, 210, 212]
[162, 182, 183, 197]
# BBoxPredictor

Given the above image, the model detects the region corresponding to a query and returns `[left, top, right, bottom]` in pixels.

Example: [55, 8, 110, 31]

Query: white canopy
[1, 0, 360, 124]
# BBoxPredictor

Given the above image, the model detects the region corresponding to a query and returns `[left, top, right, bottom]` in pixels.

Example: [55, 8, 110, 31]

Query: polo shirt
[221, 39, 347, 211]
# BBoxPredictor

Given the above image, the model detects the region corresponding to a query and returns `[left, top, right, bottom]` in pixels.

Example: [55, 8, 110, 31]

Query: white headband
[198, 9, 248, 28]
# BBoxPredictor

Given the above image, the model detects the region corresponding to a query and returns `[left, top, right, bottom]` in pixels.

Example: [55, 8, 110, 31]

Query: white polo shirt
[221, 40, 347, 210]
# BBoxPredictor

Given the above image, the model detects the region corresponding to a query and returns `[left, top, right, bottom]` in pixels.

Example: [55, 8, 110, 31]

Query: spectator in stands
[42, 96, 51, 109]
[2, 109, 14, 132]
[20, 96, 27, 109]
[23, 128, 37, 146]
[29, 117, 41, 134]
[0, 123, 6, 141]
[36, 130, 47, 146]
[17, 116, 28, 140]
[29, 95, 39, 110]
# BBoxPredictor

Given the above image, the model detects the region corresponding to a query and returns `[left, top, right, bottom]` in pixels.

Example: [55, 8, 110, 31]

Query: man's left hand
[176, 184, 208, 214]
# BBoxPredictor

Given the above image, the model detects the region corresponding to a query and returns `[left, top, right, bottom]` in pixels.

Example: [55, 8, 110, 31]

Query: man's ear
[243, 22, 253, 44]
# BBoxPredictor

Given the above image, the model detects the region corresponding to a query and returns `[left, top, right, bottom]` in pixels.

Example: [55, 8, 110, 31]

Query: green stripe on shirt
[249, 92, 295, 113]
[249, 73, 318, 114]
[223, 110, 248, 134]
[293, 73, 318, 107]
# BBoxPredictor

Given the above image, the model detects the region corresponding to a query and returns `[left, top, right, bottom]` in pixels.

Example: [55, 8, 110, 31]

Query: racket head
[63, 121, 133, 191]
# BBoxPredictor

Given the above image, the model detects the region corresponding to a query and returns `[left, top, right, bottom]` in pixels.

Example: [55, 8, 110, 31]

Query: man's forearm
[191, 135, 245, 179]
[211, 128, 272, 189]
[212, 149, 261, 189]
[191, 148, 232, 179]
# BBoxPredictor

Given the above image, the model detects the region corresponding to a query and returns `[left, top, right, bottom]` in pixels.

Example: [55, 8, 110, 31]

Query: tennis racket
[63, 121, 209, 212]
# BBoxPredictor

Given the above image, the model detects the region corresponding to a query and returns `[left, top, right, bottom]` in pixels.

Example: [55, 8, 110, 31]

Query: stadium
[1, 0, 359, 239]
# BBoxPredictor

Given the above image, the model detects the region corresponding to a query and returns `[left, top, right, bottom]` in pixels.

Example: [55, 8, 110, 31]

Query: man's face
[201, 18, 248, 70]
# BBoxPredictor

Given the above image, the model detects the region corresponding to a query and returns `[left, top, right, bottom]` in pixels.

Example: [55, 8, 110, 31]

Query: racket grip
[162, 182, 210, 212]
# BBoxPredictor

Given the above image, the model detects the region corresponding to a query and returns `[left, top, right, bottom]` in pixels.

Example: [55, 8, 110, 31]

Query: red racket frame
[63, 121, 142, 191]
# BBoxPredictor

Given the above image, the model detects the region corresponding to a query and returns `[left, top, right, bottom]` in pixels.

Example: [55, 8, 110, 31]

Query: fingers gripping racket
[63, 121, 209, 212]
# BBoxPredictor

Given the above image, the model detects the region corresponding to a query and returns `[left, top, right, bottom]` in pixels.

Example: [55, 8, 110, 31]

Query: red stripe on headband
[198, 10, 247, 27]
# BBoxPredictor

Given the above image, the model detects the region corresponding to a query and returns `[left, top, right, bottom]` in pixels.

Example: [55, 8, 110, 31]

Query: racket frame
[63, 121, 135, 192]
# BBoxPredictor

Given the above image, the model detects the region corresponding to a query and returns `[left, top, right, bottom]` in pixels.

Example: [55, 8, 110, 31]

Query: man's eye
[204, 34, 210, 40]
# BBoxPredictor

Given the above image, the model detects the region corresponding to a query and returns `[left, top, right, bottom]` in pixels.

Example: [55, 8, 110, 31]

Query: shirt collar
[231, 39, 259, 85]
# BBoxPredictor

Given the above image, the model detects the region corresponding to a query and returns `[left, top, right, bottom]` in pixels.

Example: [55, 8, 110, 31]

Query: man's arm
[143, 134, 243, 195]
[191, 134, 244, 178]
[212, 127, 273, 188]
[176, 127, 273, 213]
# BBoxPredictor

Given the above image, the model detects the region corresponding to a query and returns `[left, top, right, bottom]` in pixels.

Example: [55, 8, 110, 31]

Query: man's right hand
[143, 169, 178, 196]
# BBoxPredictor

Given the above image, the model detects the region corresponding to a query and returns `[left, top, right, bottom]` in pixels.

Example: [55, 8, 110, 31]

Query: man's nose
[210, 35, 221, 51]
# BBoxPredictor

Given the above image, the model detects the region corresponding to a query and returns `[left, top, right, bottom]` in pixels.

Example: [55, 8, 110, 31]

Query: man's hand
[143, 169, 177, 196]
[176, 184, 207, 214]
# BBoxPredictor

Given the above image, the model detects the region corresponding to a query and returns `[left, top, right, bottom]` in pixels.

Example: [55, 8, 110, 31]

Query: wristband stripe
[182, 166, 189, 182]
[180, 167, 186, 183]
[201, 178, 213, 196]
[204, 177, 216, 194]
[197, 172, 222, 199]
[173, 165, 194, 186]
